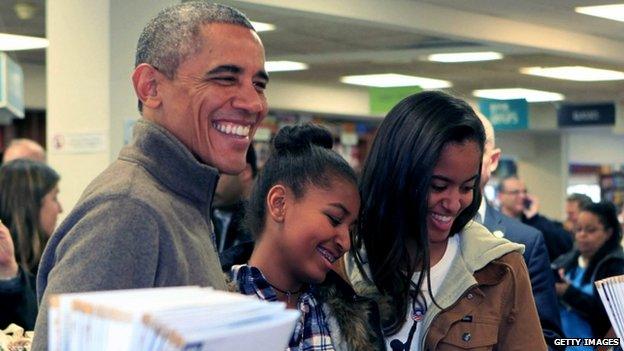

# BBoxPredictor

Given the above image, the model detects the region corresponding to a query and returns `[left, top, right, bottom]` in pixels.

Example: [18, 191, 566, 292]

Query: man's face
[156, 23, 268, 174]
[498, 178, 527, 217]
[566, 200, 582, 225]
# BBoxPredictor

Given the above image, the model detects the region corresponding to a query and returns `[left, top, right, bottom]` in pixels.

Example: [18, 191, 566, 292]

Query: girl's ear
[267, 185, 287, 223]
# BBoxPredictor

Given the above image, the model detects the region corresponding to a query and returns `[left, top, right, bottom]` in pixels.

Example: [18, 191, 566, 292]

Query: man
[33, 3, 268, 349]
[2, 138, 46, 163]
[213, 143, 256, 253]
[498, 176, 573, 262]
[563, 193, 593, 232]
[477, 114, 563, 350]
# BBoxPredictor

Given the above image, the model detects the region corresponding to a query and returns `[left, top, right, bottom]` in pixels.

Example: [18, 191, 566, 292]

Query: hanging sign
[478, 98, 528, 131]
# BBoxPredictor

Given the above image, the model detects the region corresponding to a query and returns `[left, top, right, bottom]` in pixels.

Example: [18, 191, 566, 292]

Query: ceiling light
[265, 61, 308, 72]
[576, 4, 624, 22]
[250, 21, 276, 32]
[520, 66, 624, 81]
[0, 33, 48, 51]
[427, 51, 503, 63]
[473, 88, 564, 102]
[340, 73, 452, 88]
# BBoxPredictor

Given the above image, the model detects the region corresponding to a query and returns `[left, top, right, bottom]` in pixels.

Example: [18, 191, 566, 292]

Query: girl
[0, 159, 62, 330]
[554, 201, 624, 344]
[344, 91, 545, 350]
[227, 124, 384, 351]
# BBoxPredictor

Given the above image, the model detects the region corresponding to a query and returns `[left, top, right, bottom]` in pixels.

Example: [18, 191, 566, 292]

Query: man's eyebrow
[205, 65, 269, 82]
[256, 69, 269, 82]
[206, 65, 242, 76]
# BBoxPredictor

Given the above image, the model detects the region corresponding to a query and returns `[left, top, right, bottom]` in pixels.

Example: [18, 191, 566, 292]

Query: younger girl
[227, 124, 384, 351]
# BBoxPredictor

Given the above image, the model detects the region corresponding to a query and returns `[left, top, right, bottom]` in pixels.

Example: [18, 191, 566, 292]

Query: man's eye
[254, 81, 267, 91]
[213, 76, 236, 84]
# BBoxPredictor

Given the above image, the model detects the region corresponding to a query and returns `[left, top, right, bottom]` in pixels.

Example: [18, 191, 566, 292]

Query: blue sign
[478, 98, 528, 131]
[557, 103, 615, 127]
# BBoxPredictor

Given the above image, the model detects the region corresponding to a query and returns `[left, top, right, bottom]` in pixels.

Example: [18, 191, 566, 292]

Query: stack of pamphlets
[595, 275, 624, 345]
[47, 286, 299, 351]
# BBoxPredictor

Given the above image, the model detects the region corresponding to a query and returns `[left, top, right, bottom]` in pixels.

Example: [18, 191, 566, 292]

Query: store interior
[1, 0, 624, 221]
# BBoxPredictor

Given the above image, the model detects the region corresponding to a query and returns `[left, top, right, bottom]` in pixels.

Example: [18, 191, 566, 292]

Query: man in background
[213, 143, 257, 253]
[563, 193, 593, 233]
[33, 3, 269, 349]
[477, 113, 563, 350]
[2, 139, 46, 163]
[498, 176, 573, 262]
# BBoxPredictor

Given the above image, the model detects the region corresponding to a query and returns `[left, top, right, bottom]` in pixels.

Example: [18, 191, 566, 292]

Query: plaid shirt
[231, 264, 335, 351]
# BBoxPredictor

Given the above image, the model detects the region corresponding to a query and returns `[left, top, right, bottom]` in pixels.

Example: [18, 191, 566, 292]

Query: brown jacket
[344, 221, 547, 351]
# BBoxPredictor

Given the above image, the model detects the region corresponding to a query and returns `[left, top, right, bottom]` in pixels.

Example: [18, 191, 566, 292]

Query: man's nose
[232, 83, 265, 114]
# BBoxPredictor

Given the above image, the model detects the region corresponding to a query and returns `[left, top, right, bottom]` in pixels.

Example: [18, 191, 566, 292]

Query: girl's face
[427, 141, 481, 244]
[575, 211, 612, 260]
[39, 184, 62, 237]
[279, 177, 359, 284]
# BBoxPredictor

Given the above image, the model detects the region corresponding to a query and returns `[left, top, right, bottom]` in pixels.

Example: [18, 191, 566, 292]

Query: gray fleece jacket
[32, 119, 227, 350]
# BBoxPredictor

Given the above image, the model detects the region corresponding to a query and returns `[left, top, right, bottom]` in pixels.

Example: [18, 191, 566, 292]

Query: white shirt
[386, 234, 460, 350]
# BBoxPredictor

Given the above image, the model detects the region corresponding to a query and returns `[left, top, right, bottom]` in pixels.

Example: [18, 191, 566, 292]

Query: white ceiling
[2, 0, 624, 103]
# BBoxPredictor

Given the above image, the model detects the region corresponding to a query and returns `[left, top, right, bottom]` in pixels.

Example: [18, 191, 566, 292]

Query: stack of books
[48, 286, 299, 351]
[595, 275, 624, 345]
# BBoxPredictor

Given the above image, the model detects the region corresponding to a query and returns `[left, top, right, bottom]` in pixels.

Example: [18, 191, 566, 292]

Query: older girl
[345, 91, 545, 350]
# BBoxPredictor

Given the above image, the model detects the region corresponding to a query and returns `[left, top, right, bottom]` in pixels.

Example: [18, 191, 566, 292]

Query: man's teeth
[316, 246, 337, 263]
[431, 213, 453, 223]
[214, 122, 250, 137]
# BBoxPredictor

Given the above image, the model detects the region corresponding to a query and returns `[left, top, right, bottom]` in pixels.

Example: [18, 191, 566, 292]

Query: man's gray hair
[135, 2, 254, 111]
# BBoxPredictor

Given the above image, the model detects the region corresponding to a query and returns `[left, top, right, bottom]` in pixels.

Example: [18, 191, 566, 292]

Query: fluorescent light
[265, 61, 308, 72]
[340, 73, 452, 88]
[0, 33, 48, 51]
[520, 66, 624, 81]
[473, 88, 564, 102]
[251, 21, 276, 32]
[576, 4, 624, 22]
[427, 51, 503, 63]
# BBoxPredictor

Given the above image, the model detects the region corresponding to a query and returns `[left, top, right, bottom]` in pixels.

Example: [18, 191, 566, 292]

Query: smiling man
[32, 3, 268, 349]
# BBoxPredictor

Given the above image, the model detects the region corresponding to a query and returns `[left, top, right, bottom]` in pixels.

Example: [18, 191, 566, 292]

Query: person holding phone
[497, 176, 572, 262]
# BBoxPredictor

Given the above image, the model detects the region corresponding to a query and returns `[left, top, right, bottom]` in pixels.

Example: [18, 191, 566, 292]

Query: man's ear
[267, 184, 287, 223]
[132, 63, 162, 110]
[489, 147, 502, 174]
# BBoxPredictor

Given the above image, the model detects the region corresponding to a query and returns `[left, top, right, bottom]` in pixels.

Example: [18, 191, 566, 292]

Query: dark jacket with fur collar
[222, 242, 385, 351]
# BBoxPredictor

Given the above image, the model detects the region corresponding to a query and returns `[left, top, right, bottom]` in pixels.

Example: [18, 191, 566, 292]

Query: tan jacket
[344, 221, 547, 351]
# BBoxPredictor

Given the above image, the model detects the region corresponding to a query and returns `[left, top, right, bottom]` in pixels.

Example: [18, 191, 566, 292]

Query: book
[595, 275, 624, 345]
[47, 286, 299, 351]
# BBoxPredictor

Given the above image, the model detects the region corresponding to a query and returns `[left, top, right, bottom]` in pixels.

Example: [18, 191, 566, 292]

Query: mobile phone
[523, 198, 532, 209]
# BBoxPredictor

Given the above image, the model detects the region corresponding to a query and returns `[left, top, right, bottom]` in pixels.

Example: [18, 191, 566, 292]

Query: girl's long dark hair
[353, 91, 485, 335]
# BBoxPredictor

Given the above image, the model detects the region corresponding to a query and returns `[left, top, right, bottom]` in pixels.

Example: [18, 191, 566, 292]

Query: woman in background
[344, 91, 545, 350]
[0, 159, 62, 330]
[554, 201, 624, 344]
